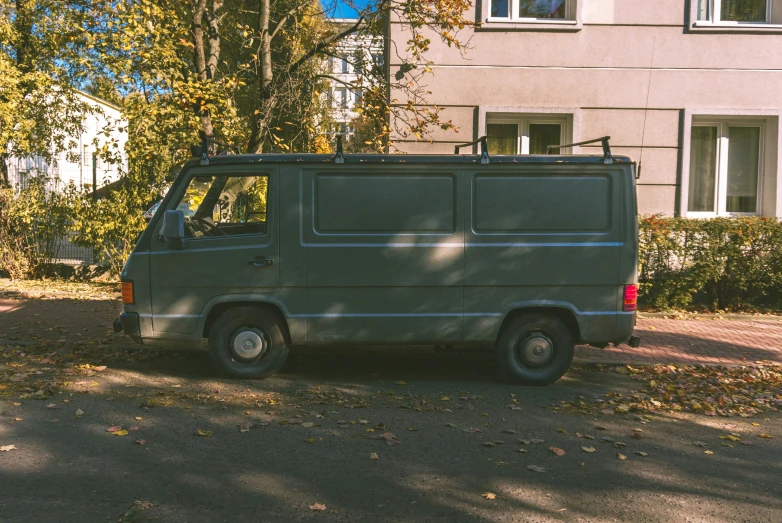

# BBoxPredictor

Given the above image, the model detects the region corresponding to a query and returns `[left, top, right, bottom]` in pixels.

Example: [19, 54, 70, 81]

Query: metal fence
[52, 233, 95, 265]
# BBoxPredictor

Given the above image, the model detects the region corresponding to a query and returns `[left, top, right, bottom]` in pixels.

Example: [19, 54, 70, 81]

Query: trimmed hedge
[639, 216, 782, 311]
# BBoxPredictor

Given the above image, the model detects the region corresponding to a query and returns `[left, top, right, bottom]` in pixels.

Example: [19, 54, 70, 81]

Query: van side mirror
[161, 210, 185, 250]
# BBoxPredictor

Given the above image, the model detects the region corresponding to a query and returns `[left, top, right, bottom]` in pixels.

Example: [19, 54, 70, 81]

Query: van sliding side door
[302, 166, 464, 344]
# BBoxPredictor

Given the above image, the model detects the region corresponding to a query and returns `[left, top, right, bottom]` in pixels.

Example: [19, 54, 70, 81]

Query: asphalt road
[1, 348, 780, 523]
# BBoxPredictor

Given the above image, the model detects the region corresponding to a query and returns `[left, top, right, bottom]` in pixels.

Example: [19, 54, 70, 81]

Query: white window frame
[482, 0, 582, 30]
[699, 0, 772, 24]
[486, 114, 572, 155]
[692, 0, 782, 31]
[686, 119, 765, 218]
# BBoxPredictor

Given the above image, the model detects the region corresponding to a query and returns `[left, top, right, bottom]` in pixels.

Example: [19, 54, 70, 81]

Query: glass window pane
[688, 126, 718, 212]
[529, 123, 561, 155]
[697, 0, 710, 20]
[178, 175, 268, 238]
[487, 124, 518, 154]
[726, 126, 760, 213]
[721, 0, 767, 22]
[519, 0, 566, 18]
[491, 0, 509, 17]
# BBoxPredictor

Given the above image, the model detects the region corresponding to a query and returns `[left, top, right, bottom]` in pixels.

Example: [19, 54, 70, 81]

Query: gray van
[115, 138, 639, 385]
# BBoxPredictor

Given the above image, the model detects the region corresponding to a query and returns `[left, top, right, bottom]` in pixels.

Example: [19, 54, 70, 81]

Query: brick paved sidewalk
[3, 294, 782, 366]
[575, 315, 782, 365]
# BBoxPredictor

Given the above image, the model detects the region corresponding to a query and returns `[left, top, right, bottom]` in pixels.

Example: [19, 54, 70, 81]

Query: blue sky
[328, 0, 369, 19]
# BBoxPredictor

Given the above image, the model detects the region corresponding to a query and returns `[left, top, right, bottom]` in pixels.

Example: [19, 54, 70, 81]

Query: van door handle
[249, 257, 273, 267]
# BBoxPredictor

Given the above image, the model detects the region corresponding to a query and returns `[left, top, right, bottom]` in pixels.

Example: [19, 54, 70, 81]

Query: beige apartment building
[388, 0, 782, 217]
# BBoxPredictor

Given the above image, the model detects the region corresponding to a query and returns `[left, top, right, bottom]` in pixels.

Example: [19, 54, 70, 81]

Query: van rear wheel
[496, 314, 574, 386]
[208, 307, 289, 379]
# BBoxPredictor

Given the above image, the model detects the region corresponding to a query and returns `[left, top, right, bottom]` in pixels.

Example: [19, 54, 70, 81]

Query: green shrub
[0, 178, 78, 279]
[70, 186, 149, 278]
[639, 216, 782, 311]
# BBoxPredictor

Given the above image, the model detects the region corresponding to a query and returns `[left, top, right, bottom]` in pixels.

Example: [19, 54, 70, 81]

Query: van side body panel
[301, 166, 464, 344]
[463, 165, 631, 345]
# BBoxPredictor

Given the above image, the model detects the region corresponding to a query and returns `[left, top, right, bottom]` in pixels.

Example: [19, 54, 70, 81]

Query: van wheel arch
[203, 301, 291, 346]
[497, 307, 581, 344]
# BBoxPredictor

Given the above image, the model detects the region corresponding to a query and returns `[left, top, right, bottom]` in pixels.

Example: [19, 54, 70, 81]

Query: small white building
[6, 89, 127, 193]
[324, 20, 384, 139]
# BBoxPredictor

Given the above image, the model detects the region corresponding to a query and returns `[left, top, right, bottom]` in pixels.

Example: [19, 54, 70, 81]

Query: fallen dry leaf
[704, 450, 714, 455]
[46, 403, 59, 409]
[74, 409, 84, 418]
[759, 433, 773, 439]
[135, 439, 146, 445]
[309, 503, 326, 511]
[114, 430, 129, 436]
[582, 447, 597, 453]
[549, 447, 566, 457]
[305, 437, 315, 443]
[527, 465, 546, 473]
[302, 422, 315, 428]
[369, 452, 379, 460]
[370, 432, 401, 446]
[634, 451, 649, 457]
[617, 453, 627, 461]
[196, 429, 212, 437]
[481, 492, 496, 500]
[0, 445, 16, 452]
[106, 425, 122, 433]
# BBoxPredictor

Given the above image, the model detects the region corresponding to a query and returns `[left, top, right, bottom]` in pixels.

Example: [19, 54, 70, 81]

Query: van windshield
[174, 174, 268, 238]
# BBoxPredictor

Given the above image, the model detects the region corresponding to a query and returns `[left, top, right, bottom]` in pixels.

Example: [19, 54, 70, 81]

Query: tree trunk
[247, 0, 273, 154]
[192, 0, 214, 138]
[0, 152, 9, 188]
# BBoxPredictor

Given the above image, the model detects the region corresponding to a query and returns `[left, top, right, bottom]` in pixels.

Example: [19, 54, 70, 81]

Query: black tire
[496, 314, 574, 386]
[208, 306, 289, 379]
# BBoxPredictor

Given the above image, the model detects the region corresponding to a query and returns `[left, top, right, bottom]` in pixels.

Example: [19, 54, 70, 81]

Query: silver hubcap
[520, 334, 554, 366]
[231, 328, 267, 360]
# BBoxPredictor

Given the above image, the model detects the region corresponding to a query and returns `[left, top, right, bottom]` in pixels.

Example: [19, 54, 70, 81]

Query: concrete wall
[389, 0, 782, 217]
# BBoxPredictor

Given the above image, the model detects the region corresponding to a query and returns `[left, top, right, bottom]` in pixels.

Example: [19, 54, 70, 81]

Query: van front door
[149, 167, 279, 334]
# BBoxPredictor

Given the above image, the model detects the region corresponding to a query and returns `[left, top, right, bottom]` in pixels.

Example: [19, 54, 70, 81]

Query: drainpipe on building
[92, 153, 97, 201]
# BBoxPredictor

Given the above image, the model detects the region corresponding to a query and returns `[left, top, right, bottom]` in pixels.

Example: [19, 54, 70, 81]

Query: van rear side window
[473, 174, 611, 233]
[315, 174, 456, 234]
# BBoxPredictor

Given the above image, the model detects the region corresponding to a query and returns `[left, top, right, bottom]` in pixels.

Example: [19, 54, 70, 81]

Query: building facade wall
[6, 90, 127, 192]
[389, 1, 782, 217]
[324, 20, 384, 138]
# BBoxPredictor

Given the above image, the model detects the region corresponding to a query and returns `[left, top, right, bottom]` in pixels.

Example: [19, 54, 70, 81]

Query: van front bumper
[113, 312, 143, 344]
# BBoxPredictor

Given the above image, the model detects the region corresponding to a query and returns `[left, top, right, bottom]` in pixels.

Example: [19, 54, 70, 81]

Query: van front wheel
[496, 314, 574, 385]
[208, 307, 289, 379]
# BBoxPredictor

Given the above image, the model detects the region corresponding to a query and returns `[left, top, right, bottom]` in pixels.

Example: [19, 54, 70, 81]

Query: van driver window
[175, 174, 268, 238]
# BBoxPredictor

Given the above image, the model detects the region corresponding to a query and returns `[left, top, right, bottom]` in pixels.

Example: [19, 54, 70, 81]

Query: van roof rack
[454, 136, 490, 164]
[333, 135, 345, 164]
[190, 131, 241, 165]
[548, 136, 614, 164]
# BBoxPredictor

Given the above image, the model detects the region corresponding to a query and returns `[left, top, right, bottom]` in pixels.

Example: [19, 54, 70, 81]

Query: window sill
[477, 18, 582, 32]
[690, 21, 782, 34]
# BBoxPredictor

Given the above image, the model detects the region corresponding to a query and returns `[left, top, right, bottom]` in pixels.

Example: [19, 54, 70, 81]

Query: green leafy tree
[0, 0, 102, 186]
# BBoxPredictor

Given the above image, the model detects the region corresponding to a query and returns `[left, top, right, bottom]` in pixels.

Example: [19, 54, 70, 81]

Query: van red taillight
[122, 281, 135, 305]
[623, 284, 638, 312]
